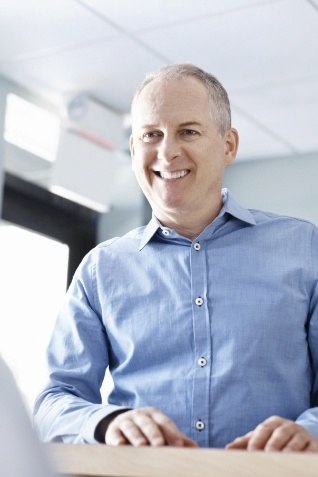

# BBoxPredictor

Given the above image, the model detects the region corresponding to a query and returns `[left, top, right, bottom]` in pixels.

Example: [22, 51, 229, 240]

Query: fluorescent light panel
[4, 93, 60, 162]
[50, 185, 110, 213]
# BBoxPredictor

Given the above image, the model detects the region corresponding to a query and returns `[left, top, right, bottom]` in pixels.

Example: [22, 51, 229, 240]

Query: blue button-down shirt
[34, 190, 318, 447]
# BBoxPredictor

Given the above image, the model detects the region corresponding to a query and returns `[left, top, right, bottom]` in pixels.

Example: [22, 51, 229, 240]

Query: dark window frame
[1, 172, 98, 286]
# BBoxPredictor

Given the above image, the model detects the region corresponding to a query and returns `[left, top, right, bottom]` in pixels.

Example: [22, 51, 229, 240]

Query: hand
[105, 407, 198, 447]
[226, 416, 318, 452]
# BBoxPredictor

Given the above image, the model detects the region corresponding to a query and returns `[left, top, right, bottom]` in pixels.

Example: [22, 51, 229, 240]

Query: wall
[0, 77, 7, 214]
[97, 204, 144, 242]
[224, 151, 318, 225]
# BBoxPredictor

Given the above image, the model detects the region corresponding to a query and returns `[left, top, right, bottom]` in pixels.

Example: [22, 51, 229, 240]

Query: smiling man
[35, 64, 318, 452]
[130, 73, 237, 240]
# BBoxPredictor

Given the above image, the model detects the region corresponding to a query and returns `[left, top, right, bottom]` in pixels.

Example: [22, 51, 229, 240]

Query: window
[0, 222, 69, 411]
[4, 93, 60, 162]
[1, 173, 99, 412]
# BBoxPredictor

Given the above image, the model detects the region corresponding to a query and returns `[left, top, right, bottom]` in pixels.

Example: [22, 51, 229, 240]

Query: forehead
[132, 77, 211, 127]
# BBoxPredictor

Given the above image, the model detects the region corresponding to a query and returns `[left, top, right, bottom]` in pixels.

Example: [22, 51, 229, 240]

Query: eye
[180, 129, 199, 138]
[141, 131, 163, 143]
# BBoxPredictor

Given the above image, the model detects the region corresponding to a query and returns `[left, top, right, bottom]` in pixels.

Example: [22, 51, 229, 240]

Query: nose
[157, 134, 181, 162]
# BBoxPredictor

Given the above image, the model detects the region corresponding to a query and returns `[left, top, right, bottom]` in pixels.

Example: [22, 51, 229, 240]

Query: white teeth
[159, 170, 188, 180]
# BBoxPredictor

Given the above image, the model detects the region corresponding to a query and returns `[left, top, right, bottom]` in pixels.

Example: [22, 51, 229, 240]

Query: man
[34, 64, 318, 451]
[0, 356, 54, 477]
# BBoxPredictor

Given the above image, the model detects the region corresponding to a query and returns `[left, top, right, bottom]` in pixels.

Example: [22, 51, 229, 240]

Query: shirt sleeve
[33, 250, 129, 443]
[295, 225, 318, 439]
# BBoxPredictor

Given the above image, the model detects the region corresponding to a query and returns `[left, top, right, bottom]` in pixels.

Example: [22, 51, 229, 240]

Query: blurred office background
[0, 0, 318, 413]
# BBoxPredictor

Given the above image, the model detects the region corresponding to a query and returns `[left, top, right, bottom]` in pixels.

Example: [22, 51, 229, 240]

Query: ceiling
[0, 0, 318, 162]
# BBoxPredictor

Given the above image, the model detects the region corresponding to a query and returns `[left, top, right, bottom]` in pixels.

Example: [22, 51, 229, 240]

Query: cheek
[132, 158, 152, 189]
[135, 149, 155, 173]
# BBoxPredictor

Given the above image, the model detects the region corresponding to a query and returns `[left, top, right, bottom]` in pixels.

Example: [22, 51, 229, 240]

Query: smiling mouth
[154, 170, 190, 180]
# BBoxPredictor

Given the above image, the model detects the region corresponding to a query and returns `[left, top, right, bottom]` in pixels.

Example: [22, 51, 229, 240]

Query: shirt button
[198, 357, 207, 367]
[195, 420, 205, 431]
[162, 229, 169, 236]
[193, 242, 201, 251]
[195, 297, 204, 306]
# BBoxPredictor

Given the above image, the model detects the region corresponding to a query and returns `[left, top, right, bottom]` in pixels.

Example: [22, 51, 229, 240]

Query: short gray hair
[131, 63, 231, 136]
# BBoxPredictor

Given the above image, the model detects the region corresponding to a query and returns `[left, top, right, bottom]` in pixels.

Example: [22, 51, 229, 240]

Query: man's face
[130, 76, 238, 225]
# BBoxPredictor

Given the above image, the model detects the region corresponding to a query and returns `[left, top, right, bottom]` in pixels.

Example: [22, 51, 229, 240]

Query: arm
[227, 226, 318, 452]
[34, 252, 129, 443]
[294, 226, 318, 440]
[34, 250, 196, 447]
[296, 245, 318, 439]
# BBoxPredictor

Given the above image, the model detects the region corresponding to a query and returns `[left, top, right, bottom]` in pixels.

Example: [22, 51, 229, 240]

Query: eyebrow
[140, 121, 203, 129]
[178, 121, 203, 127]
[140, 124, 158, 129]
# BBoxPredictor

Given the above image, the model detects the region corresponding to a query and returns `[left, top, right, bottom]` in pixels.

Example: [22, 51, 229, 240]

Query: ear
[129, 134, 135, 170]
[224, 128, 239, 166]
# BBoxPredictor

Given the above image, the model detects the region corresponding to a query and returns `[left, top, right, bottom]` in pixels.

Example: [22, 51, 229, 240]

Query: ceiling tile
[79, 0, 279, 33]
[0, 0, 119, 63]
[0, 36, 165, 112]
[136, 0, 318, 90]
[231, 108, 293, 160]
[231, 78, 318, 154]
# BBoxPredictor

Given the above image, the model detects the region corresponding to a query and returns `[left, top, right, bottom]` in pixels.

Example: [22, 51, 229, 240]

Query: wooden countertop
[47, 443, 318, 477]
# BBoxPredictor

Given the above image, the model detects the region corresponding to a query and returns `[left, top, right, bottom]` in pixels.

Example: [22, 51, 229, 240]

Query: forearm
[34, 391, 129, 444]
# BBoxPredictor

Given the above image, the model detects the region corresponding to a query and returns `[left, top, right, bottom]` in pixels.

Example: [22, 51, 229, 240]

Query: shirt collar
[221, 188, 256, 225]
[138, 188, 256, 251]
[138, 216, 161, 251]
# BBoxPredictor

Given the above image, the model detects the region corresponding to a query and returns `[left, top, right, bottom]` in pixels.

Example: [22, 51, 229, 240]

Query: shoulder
[82, 225, 147, 264]
[71, 225, 148, 284]
[249, 208, 317, 231]
[246, 209, 318, 256]
[97, 225, 147, 251]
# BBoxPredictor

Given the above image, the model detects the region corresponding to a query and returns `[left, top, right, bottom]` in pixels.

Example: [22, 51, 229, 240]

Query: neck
[154, 196, 224, 240]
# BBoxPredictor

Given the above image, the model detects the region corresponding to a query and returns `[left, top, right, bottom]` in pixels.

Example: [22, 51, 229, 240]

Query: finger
[107, 407, 197, 448]
[105, 424, 129, 446]
[132, 412, 167, 446]
[150, 408, 197, 447]
[180, 436, 199, 448]
[117, 418, 151, 446]
[304, 439, 318, 453]
[226, 432, 253, 450]
[264, 421, 318, 452]
[162, 427, 198, 447]
[263, 423, 297, 451]
[280, 432, 311, 452]
[106, 416, 150, 447]
[108, 408, 177, 447]
[282, 429, 318, 453]
[247, 417, 284, 450]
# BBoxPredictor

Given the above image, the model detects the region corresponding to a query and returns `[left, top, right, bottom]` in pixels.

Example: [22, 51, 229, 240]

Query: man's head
[130, 63, 239, 236]
[131, 63, 231, 137]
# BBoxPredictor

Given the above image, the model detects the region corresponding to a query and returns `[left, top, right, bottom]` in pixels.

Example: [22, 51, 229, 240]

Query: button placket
[190, 237, 210, 446]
